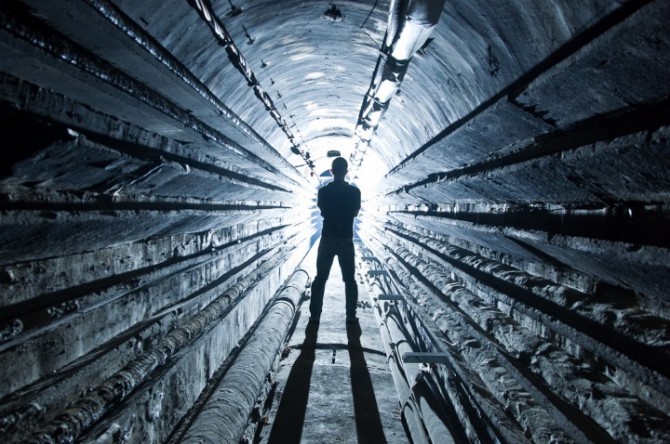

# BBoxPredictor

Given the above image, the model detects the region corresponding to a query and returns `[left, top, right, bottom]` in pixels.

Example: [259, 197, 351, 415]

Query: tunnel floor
[257, 242, 409, 443]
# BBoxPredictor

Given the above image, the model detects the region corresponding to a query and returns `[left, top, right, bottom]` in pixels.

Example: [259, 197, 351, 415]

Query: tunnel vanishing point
[1, 0, 669, 443]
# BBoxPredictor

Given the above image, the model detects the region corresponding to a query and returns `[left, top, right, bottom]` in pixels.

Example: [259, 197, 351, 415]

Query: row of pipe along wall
[1, 0, 670, 442]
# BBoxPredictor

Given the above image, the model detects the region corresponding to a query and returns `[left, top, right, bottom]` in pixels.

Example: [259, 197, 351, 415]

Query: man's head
[331, 157, 348, 180]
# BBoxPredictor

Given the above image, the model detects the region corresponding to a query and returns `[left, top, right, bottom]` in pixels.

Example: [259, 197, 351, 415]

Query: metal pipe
[359, 244, 456, 444]
[350, 0, 447, 174]
[179, 268, 310, 443]
[26, 247, 293, 444]
[359, 222, 521, 443]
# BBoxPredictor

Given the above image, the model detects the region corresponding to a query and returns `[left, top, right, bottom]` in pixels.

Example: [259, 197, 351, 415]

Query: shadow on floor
[267, 320, 319, 443]
[267, 320, 388, 443]
[347, 322, 387, 443]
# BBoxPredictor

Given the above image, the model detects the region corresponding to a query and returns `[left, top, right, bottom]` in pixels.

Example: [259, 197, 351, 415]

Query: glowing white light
[350, 146, 387, 197]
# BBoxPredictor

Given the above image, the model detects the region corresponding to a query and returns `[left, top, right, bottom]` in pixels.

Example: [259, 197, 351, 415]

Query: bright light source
[350, 148, 387, 197]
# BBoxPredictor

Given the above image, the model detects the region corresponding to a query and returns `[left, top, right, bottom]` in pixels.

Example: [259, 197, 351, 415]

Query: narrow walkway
[258, 242, 408, 443]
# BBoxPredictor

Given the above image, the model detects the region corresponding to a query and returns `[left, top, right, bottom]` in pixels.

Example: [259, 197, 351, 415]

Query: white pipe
[180, 269, 310, 443]
[351, 0, 447, 173]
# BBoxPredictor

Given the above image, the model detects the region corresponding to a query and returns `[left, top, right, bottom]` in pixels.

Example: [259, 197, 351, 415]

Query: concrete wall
[1, 0, 668, 442]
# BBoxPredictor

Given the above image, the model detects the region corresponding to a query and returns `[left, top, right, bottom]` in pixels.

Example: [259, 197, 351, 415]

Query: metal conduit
[350, 0, 447, 175]
[359, 247, 455, 444]
[361, 224, 535, 443]
[378, 296, 455, 444]
[180, 268, 310, 443]
[364, 268, 430, 444]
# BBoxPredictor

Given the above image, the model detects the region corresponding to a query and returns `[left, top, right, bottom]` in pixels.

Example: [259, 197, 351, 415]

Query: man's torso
[318, 181, 361, 239]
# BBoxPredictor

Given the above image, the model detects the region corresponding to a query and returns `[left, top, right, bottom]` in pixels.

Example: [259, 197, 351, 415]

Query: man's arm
[317, 186, 330, 217]
[353, 188, 361, 217]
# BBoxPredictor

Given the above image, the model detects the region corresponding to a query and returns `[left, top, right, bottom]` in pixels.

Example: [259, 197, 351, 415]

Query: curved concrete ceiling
[108, 0, 632, 183]
[1, 0, 670, 442]
[115, 0, 393, 180]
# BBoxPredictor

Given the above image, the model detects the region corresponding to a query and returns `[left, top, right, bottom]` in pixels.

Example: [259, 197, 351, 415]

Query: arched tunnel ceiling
[106, 0, 640, 185]
[114, 0, 393, 181]
[2, 0, 670, 442]
[6, 0, 666, 192]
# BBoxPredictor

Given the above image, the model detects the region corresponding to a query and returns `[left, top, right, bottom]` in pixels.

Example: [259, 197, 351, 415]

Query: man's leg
[310, 238, 335, 320]
[337, 240, 358, 319]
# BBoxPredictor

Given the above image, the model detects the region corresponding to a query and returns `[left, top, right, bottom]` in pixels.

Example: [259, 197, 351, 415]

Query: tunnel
[1, 0, 669, 442]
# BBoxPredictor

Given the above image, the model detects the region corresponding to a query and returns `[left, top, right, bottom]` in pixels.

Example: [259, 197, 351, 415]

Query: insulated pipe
[376, 311, 430, 444]
[388, 0, 446, 61]
[26, 248, 293, 444]
[180, 268, 310, 444]
[350, 0, 447, 173]
[384, 0, 404, 50]
[362, 221, 541, 443]
[359, 248, 455, 444]
[365, 268, 429, 444]
[359, 226, 500, 442]
[382, 302, 454, 444]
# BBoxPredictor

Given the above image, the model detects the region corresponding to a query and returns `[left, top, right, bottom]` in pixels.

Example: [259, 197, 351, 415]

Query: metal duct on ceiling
[350, 0, 447, 176]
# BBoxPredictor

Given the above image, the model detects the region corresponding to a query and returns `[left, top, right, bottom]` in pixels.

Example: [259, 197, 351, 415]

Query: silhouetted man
[310, 157, 361, 323]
